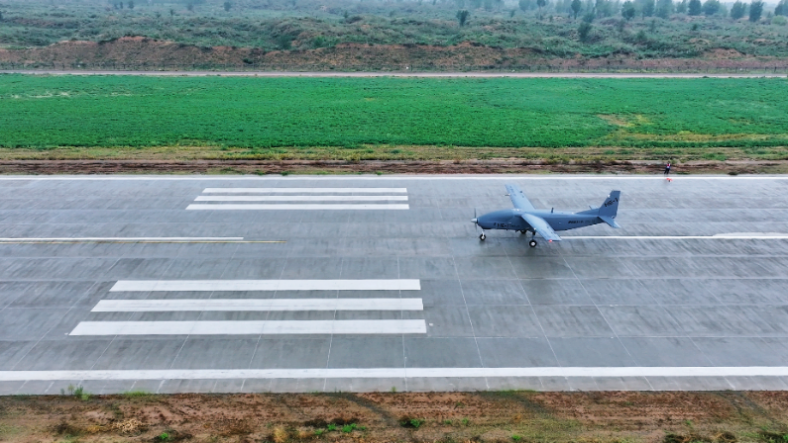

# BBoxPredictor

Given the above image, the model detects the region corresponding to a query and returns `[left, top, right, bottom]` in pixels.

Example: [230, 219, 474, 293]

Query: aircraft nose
[471, 218, 478, 224]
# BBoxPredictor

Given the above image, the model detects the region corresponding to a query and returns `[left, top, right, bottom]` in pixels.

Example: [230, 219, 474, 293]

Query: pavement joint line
[68, 320, 429, 336]
[110, 279, 423, 292]
[6, 367, 788, 381]
[92, 298, 425, 312]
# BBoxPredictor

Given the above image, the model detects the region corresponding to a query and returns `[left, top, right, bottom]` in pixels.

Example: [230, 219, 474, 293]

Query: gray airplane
[471, 184, 621, 247]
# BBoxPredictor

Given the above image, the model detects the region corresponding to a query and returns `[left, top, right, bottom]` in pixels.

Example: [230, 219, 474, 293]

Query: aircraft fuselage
[476, 209, 602, 233]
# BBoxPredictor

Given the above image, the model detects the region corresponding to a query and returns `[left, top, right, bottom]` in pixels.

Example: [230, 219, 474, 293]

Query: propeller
[471, 208, 485, 240]
[471, 208, 479, 234]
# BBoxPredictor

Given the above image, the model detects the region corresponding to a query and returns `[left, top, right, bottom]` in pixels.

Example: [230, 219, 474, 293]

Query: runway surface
[1, 175, 788, 394]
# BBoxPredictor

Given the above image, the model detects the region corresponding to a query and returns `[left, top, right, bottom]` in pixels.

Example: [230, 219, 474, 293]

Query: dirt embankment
[1, 158, 787, 175]
[1, 36, 787, 71]
[2, 391, 788, 443]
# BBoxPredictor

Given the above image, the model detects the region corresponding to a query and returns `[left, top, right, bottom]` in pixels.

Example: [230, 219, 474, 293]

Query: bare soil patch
[2, 391, 788, 443]
[2, 37, 788, 71]
[2, 158, 788, 175]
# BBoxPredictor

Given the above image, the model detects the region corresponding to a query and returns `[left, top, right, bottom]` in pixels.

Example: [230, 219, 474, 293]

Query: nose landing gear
[479, 233, 487, 241]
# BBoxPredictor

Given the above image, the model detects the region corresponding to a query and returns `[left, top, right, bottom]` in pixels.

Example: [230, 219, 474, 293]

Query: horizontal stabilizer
[520, 213, 562, 242]
[599, 215, 621, 229]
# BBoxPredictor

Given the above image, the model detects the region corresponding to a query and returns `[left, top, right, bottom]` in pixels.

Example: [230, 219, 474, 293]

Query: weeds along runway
[1, 175, 788, 394]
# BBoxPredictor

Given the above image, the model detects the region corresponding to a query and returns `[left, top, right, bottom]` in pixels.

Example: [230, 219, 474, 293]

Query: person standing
[664, 162, 671, 176]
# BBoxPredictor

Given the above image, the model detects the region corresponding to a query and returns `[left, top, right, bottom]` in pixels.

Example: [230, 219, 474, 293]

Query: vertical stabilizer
[598, 191, 621, 218]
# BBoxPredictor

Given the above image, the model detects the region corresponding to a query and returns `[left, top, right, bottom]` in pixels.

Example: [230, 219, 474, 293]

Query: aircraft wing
[505, 184, 535, 210]
[520, 213, 562, 242]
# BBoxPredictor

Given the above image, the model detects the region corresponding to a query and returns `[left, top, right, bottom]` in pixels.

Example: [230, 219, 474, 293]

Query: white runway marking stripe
[110, 279, 421, 292]
[0, 237, 244, 242]
[565, 234, 788, 240]
[69, 320, 427, 335]
[195, 195, 408, 202]
[186, 204, 410, 210]
[93, 298, 424, 312]
[4, 367, 788, 381]
[203, 188, 408, 193]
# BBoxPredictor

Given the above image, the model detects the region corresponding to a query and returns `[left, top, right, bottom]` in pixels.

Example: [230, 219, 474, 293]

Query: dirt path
[2, 69, 787, 78]
[2, 391, 788, 443]
[1, 159, 786, 175]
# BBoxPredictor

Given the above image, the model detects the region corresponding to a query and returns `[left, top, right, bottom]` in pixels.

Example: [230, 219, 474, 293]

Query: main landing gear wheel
[479, 233, 487, 241]
[529, 239, 538, 248]
[519, 230, 526, 235]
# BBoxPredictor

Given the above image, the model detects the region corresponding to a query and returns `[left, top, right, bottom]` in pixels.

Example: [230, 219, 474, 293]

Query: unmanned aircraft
[471, 184, 621, 247]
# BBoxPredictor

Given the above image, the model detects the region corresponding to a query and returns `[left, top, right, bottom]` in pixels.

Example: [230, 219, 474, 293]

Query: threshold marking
[186, 203, 410, 210]
[93, 298, 424, 312]
[4, 367, 788, 381]
[110, 279, 422, 292]
[203, 187, 408, 193]
[195, 195, 408, 202]
[69, 320, 427, 335]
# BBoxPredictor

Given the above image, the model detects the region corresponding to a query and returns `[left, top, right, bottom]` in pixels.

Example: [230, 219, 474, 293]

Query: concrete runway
[2, 175, 788, 394]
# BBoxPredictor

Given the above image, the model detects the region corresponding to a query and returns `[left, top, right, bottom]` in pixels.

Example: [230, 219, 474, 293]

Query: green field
[1, 75, 788, 159]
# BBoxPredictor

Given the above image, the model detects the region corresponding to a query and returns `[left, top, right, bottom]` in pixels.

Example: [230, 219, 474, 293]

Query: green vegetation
[0, 0, 788, 63]
[1, 75, 788, 155]
[60, 384, 91, 401]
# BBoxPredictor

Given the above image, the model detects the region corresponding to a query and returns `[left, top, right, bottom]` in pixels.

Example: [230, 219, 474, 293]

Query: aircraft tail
[598, 191, 620, 217]
[597, 191, 621, 228]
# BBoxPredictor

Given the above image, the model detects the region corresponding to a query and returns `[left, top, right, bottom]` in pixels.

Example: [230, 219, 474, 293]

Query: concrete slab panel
[581, 280, 658, 306]
[405, 377, 489, 392]
[0, 381, 25, 395]
[327, 336, 405, 368]
[522, 280, 593, 306]
[725, 376, 788, 390]
[323, 378, 407, 393]
[213, 379, 248, 393]
[549, 337, 637, 367]
[158, 379, 218, 394]
[0, 340, 37, 370]
[692, 337, 788, 366]
[533, 306, 614, 337]
[404, 337, 483, 368]
[619, 337, 713, 367]
[484, 377, 543, 391]
[460, 280, 529, 306]
[467, 306, 544, 337]
[268, 378, 326, 393]
[250, 338, 331, 369]
[422, 306, 475, 337]
[171, 338, 259, 369]
[597, 306, 684, 336]
[15, 339, 114, 370]
[476, 337, 558, 367]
